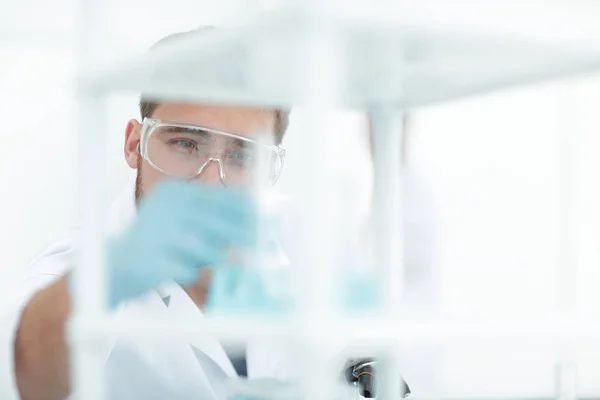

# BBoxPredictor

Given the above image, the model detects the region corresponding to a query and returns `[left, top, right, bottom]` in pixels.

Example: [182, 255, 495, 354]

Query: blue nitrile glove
[102, 180, 258, 309]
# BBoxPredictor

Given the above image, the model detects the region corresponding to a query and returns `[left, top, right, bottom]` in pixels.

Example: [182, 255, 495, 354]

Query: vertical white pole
[555, 88, 577, 318]
[70, 0, 109, 398]
[290, 11, 344, 400]
[555, 361, 578, 400]
[378, 348, 403, 400]
[370, 108, 405, 400]
[248, 132, 277, 306]
[70, 91, 109, 400]
[554, 87, 578, 400]
[370, 108, 405, 315]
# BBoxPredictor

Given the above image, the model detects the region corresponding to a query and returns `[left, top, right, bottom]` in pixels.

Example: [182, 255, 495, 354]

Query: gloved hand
[103, 179, 258, 309]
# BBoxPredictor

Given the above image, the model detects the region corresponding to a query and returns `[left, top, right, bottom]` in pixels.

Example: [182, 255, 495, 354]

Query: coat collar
[155, 282, 239, 379]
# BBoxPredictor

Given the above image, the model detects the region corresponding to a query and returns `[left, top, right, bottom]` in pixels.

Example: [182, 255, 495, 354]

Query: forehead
[151, 103, 276, 140]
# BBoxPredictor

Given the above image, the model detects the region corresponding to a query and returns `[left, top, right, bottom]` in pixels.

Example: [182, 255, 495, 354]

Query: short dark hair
[138, 27, 290, 145]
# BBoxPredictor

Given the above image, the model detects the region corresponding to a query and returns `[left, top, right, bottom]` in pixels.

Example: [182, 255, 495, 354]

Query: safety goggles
[139, 118, 285, 188]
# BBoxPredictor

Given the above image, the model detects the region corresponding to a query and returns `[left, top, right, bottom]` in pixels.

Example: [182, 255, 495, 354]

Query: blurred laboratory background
[3, 0, 600, 398]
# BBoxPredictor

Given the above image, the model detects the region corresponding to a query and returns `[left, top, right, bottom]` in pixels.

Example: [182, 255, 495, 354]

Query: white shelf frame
[69, 1, 600, 399]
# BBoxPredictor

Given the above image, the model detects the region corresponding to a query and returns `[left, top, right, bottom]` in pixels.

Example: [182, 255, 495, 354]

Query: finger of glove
[166, 239, 219, 286]
[142, 180, 262, 247]
[178, 208, 258, 248]
[154, 180, 259, 225]
[169, 234, 223, 270]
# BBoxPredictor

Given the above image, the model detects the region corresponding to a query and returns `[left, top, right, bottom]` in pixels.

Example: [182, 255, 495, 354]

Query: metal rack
[70, 0, 600, 399]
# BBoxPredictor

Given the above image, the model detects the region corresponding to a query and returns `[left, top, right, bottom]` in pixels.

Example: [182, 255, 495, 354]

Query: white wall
[0, 45, 77, 283]
[0, 46, 136, 287]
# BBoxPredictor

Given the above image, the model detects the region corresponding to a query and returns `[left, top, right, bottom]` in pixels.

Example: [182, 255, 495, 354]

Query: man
[1, 28, 291, 400]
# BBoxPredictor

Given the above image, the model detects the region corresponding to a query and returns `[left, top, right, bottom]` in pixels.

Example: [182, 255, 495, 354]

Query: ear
[124, 119, 141, 169]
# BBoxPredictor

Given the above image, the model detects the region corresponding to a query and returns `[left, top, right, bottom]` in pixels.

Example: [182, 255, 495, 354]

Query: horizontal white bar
[0, 28, 73, 47]
[79, 1, 600, 112]
[70, 314, 600, 344]
[227, 378, 357, 400]
[321, 0, 600, 49]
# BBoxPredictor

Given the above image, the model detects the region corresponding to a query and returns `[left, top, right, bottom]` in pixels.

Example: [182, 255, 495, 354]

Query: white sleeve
[0, 238, 75, 399]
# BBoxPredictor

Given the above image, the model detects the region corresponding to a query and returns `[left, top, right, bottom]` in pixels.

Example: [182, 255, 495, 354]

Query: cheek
[139, 161, 171, 194]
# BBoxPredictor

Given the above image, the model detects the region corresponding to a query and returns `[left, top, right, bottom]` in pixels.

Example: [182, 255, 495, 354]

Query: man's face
[124, 103, 277, 202]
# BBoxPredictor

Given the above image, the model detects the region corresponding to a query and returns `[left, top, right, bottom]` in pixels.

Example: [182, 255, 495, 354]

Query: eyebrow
[229, 138, 256, 149]
[161, 125, 263, 148]
[162, 126, 212, 136]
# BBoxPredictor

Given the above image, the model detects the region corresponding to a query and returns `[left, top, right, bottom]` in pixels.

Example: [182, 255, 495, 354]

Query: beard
[135, 157, 144, 205]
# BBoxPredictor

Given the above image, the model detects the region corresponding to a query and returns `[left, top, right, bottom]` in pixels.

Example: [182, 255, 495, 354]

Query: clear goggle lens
[141, 119, 284, 187]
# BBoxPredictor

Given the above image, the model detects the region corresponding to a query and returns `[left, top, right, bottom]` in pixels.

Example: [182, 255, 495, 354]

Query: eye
[227, 149, 255, 165]
[168, 138, 198, 153]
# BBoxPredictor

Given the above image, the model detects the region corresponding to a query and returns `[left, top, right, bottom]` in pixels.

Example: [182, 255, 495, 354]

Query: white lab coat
[0, 178, 429, 399]
[0, 186, 291, 400]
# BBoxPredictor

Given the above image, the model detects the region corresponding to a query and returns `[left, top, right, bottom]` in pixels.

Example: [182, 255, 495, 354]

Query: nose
[194, 158, 224, 186]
